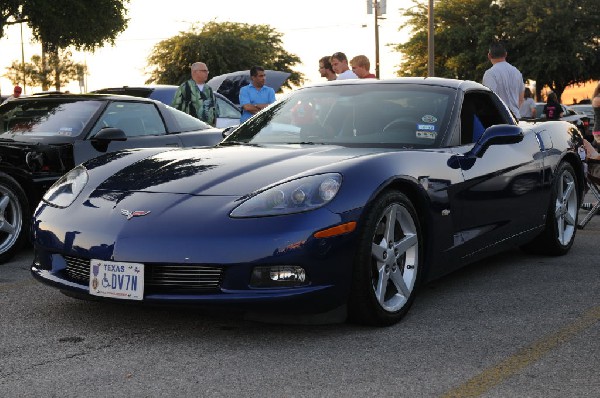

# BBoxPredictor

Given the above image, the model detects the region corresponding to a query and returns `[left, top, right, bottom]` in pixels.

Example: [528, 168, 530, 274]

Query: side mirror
[471, 124, 523, 158]
[90, 127, 127, 152]
[448, 125, 524, 170]
[92, 127, 127, 142]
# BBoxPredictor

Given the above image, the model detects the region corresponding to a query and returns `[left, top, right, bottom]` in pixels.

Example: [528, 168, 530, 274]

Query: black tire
[0, 173, 29, 263]
[521, 162, 578, 255]
[348, 191, 423, 326]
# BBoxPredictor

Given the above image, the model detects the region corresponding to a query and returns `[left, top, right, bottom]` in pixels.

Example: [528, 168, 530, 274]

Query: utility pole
[367, 0, 386, 79]
[20, 21, 26, 93]
[427, 0, 434, 77]
[374, 0, 380, 79]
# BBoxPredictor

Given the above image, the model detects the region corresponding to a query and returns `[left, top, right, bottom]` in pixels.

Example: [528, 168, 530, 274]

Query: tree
[5, 55, 51, 91]
[505, 0, 600, 101]
[2, 1, 129, 91]
[393, 0, 600, 101]
[1, 0, 129, 48]
[4, 51, 87, 91]
[394, 0, 498, 79]
[146, 21, 303, 89]
[0, 1, 21, 38]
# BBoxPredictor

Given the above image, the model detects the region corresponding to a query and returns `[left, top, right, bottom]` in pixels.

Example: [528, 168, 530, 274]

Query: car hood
[94, 144, 381, 196]
[207, 70, 290, 105]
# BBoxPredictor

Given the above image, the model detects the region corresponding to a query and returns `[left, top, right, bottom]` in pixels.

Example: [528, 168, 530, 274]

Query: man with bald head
[172, 61, 219, 126]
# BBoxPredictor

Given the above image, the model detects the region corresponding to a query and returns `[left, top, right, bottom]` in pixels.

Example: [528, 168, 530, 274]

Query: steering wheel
[299, 122, 331, 141]
[382, 119, 416, 134]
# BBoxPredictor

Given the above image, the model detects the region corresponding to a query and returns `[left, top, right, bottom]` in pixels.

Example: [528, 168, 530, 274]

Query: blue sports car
[31, 78, 585, 326]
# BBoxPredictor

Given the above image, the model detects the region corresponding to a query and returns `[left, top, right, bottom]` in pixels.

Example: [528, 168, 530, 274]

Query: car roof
[91, 85, 239, 110]
[91, 85, 174, 95]
[301, 77, 488, 92]
[570, 104, 592, 109]
[8, 93, 162, 103]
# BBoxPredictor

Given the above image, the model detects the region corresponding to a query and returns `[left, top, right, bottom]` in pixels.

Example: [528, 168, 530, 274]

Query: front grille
[63, 255, 223, 293]
[64, 256, 91, 282]
[146, 264, 223, 291]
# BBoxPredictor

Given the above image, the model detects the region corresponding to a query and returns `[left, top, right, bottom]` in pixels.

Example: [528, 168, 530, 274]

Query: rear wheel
[521, 162, 578, 255]
[0, 173, 29, 263]
[348, 191, 423, 326]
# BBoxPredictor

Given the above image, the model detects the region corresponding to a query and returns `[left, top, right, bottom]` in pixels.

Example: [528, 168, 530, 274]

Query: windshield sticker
[416, 130, 437, 139]
[58, 127, 74, 135]
[417, 124, 435, 131]
[421, 115, 437, 123]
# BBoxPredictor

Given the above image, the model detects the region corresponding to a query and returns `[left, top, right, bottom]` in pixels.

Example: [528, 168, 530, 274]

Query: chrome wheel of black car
[554, 164, 578, 246]
[521, 162, 579, 255]
[349, 191, 422, 326]
[0, 174, 28, 263]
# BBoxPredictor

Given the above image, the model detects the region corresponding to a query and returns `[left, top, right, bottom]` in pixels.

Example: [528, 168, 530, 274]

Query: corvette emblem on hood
[121, 209, 151, 220]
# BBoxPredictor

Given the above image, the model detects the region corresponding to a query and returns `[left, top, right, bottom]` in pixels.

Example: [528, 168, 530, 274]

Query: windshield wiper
[288, 141, 320, 145]
[219, 141, 259, 147]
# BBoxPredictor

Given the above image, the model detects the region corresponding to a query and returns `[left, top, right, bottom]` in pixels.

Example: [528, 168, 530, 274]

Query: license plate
[89, 259, 144, 300]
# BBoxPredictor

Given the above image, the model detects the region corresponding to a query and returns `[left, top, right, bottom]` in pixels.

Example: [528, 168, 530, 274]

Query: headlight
[43, 165, 89, 208]
[230, 173, 342, 217]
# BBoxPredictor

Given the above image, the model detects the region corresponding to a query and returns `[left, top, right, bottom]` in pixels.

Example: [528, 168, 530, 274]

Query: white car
[569, 104, 595, 134]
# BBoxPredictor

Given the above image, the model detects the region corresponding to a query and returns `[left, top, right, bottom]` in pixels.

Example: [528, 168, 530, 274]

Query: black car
[0, 93, 224, 262]
[91, 85, 242, 128]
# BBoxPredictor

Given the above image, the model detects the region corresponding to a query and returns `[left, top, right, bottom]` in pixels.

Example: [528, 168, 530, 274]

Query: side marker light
[313, 222, 357, 238]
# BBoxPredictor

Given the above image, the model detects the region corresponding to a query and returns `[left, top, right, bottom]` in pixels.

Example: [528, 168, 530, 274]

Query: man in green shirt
[172, 62, 219, 126]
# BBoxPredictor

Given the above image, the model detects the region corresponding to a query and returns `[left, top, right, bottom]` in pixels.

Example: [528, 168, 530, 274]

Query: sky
[0, 0, 413, 96]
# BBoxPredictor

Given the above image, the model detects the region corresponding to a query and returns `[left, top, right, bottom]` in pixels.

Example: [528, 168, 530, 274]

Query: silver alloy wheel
[370, 203, 419, 312]
[0, 185, 23, 255]
[554, 168, 577, 245]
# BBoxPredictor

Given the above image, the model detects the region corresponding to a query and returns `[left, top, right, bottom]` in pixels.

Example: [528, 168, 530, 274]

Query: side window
[460, 92, 509, 145]
[217, 97, 242, 119]
[90, 102, 166, 138]
[167, 106, 211, 132]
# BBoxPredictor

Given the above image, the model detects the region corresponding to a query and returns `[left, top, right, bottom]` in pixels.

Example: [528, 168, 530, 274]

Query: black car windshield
[0, 99, 102, 137]
[225, 83, 455, 148]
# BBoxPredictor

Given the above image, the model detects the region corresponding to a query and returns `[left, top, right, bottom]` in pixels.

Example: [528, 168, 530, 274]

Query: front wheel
[521, 161, 579, 255]
[348, 191, 423, 326]
[0, 173, 29, 263]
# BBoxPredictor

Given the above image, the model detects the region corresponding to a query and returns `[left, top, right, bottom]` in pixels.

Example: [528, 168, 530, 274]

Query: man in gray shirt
[482, 42, 524, 118]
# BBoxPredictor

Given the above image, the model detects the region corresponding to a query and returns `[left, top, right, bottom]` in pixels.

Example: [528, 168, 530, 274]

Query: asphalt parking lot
[1, 209, 599, 397]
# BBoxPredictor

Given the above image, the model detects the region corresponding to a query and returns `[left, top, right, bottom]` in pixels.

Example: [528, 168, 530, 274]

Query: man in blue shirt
[239, 66, 276, 123]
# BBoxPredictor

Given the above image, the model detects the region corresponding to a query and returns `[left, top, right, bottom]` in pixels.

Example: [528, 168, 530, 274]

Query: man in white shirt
[482, 42, 524, 118]
[330, 52, 358, 80]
